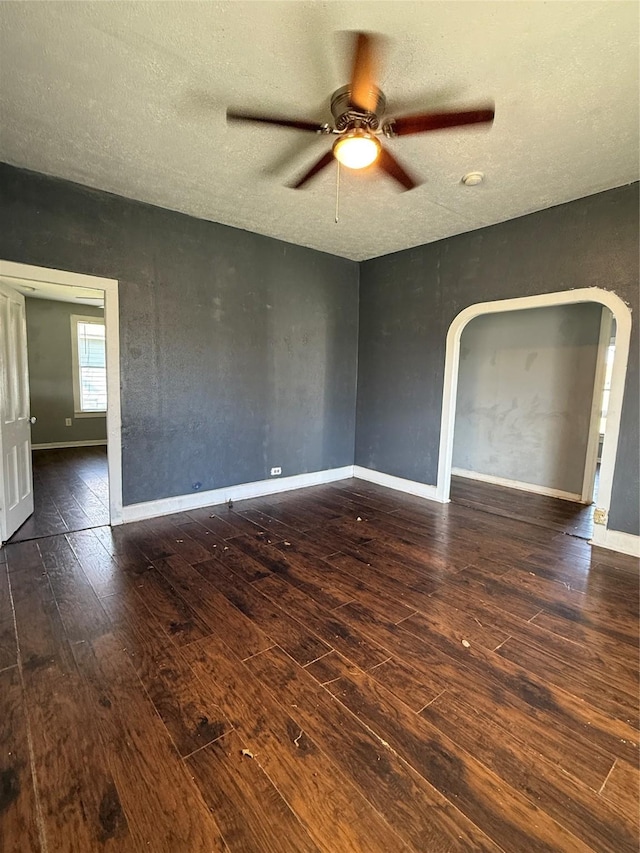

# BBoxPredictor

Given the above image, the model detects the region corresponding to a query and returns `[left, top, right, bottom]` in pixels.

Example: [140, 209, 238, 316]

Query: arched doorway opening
[436, 287, 632, 549]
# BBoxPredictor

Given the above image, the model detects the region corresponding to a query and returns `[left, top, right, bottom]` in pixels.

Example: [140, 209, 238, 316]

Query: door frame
[580, 307, 614, 504]
[0, 260, 123, 525]
[435, 287, 632, 546]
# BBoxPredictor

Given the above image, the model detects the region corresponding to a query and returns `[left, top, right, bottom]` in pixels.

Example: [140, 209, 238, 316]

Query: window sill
[74, 411, 107, 419]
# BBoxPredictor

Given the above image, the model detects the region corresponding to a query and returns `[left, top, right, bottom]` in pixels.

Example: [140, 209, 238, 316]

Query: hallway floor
[8, 446, 109, 543]
[450, 475, 596, 539]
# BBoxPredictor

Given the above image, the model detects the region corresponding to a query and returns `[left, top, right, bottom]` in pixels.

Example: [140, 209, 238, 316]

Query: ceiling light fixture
[333, 131, 381, 170]
[18, 285, 37, 292]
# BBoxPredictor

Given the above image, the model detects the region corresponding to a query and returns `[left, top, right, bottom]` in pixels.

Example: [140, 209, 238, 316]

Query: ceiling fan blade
[378, 147, 419, 191]
[291, 150, 335, 189]
[227, 110, 328, 133]
[349, 32, 380, 113]
[386, 107, 495, 137]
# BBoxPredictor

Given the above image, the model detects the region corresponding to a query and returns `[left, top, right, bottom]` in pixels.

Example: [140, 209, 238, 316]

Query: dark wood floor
[8, 446, 109, 543]
[451, 474, 596, 539]
[1, 478, 638, 852]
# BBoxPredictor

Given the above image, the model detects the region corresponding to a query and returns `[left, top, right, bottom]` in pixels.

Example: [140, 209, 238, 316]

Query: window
[71, 315, 107, 415]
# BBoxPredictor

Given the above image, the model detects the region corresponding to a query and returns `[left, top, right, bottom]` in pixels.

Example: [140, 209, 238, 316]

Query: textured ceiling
[0, 2, 638, 261]
[0, 275, 104, 306]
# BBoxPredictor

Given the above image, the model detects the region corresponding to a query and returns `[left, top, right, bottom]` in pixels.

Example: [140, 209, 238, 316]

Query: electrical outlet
[270, 467, 282, 476]
[593, 507, 607, 525]
[65, 418, 72, 427]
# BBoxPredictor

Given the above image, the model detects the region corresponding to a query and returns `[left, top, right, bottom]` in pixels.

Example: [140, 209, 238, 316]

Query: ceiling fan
[227, 32, 495, 191]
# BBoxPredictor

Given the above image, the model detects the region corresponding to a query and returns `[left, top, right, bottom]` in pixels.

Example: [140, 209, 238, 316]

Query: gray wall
[0, 163, 359, 506]
[356, 183, 639, 535]
[2, 162, 637, 534]
[25, 297, 107, 445]
[452, 304, 603, 495]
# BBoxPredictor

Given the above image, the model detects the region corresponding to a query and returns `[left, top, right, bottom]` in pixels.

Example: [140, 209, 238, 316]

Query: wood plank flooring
[1, 478, 638, 852]
[450, 474, 596, 539]
[7, 446, 109, 544]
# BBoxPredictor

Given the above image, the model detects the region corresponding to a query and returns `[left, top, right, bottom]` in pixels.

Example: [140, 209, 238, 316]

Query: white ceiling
[0, 275, 104, 307]
[0, 2, 638, 261]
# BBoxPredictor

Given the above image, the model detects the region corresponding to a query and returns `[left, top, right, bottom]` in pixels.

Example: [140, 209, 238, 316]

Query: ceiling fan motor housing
[331, 84, 386, 131]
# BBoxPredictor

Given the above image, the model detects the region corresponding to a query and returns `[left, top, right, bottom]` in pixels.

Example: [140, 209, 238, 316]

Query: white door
[0, 282, 33, 544]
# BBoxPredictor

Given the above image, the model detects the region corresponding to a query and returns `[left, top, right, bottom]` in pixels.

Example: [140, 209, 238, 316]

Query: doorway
[448, 302, 614, 539]
[0, 261, 122, 545]
[436, 287, 632, 550]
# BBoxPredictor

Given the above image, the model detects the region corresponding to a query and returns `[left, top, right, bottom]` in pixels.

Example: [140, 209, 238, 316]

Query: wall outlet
[65, 418, 72, 427]
[270, 467, 282, 477]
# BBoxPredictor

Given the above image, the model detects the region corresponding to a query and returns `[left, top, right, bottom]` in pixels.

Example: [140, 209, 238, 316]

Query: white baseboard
[120, 466, 355, 524]
[352, 465, 442, 502]
[32, 439, 108, 450]
[590, 526, 640, 558]
[451, 467, 583, 503]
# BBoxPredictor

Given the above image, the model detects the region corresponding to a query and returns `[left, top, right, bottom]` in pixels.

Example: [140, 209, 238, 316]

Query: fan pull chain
[335, 161, 340, 224]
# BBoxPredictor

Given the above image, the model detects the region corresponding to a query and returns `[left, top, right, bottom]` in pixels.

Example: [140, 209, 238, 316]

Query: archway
[435, 287, 632, 549]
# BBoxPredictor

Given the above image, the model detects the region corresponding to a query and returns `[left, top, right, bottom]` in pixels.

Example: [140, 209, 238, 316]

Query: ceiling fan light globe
[333, 133, 380, 170]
